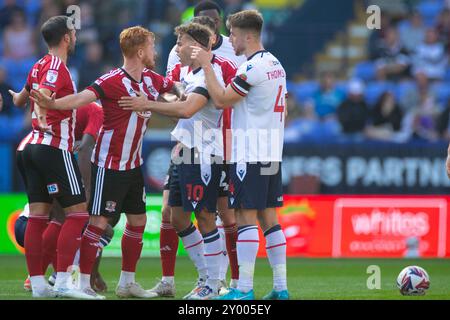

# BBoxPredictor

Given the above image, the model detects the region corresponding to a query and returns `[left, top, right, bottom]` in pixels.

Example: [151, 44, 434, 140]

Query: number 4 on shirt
[274, 85, 285, 121]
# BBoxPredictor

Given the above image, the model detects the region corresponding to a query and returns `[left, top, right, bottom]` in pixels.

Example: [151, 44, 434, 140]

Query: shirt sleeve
[166, 64, 181, 82]
[83, 103, 103, 140]
[230, 61, 260, 97]
[39, 65, 70, 93]
[151, 71, 175, 94]
[86, 74, 109, 99]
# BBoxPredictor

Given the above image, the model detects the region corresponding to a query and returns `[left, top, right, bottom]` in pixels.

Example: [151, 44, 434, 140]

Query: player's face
[175, 34, 193, 66]
[141, 36, 156, 69]
[198, 9, 221, 33]
[229, 27, 246, 56]
[67, 29, 76, 55]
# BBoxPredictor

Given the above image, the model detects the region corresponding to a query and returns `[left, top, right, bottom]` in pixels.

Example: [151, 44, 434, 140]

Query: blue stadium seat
[364, 81, 395, 106]
[416, 0, 444, 27]
[353, 61, 376, 81]
[444, 68, 450, 82]
[431, 82, 450, 105]
[393, 81, 417, 102]
[291, 81, 319, 103]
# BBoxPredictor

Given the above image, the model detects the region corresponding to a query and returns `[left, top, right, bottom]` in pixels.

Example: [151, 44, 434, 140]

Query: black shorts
[168, 147, 221, 213]
[21, 144, 86, 208]
[229, 162, 283, 210]
[88, 164, 146, 216]
[218, 163, 229, 197]
[16, 151, 28, 189]
[163, 161, 175, 191]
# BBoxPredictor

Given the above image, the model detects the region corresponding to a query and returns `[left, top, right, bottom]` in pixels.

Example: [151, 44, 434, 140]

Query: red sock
[25, 216, 49, 276]
[79, 224, 103, 274]
[160, 220, 178, 277]
[42, 221, 62, 274]
[56, 212, 89, 273]
[224, 223, 239, 280]
[122, 224, 145, 272]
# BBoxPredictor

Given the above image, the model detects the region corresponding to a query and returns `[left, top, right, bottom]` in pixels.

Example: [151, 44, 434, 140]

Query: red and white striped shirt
[86, 67, 174, 171]
[25, 54, 77, 152]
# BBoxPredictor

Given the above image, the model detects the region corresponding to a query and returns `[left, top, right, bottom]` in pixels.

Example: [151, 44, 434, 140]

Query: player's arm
[190, 46, 243, 108]
[29, 89, 97, 110]
[119, 91, 207, 119]
[170, 82, 187, 101]
[8, 87, 30, 107]
[77, 133, 96, 203]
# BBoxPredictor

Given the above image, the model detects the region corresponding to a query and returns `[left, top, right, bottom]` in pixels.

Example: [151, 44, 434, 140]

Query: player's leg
[168, 156, 208, 298]
[20, 144, 55, 298]
[147, 186, 177, 298]
[42, 202, 65, 276]
[192, 208, 223, 300]
[218, 162, 270, 300]
[258, 163, 288, 300]
[41, 147, 89, 294]
[14, 204, 31, 291]
[217, 196, 239, 289]
[114, 166, 152, 298]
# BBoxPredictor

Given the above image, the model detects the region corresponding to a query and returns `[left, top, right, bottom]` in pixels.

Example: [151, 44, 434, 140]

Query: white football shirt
[229, 50, 287, 163]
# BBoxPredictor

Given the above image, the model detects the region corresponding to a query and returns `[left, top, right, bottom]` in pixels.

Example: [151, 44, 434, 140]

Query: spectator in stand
[436, 8, 450, 52]
[312, 71, 345, 120]
[412, 28, 448, 82]
[406, 84, 441, 142]
[77, 41, 105, 90]
[337, 79, 369, 136]
[0, 0, 23, 30]
[367, 13, 392, 60]
[436, 98, 450, 140]
[399, 10, 426, 54]
[366, 91, 404, 141]
[2, 9, 37, 60]
[0, 66, 14, 116]
[374, 27, 411, 82]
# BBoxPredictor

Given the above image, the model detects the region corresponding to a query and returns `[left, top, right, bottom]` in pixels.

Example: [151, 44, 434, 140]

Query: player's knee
[14, 216, 28, 248]
[89, 215, 109, 229]
[161, 205, 172, 221]
[126, 213, 147, 227]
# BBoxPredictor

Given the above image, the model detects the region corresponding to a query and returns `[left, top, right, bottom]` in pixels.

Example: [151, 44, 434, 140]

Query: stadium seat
[393, 81, 417, 102]
[431, 81, 450, 105]
[416, 0, 444, 27]
[291, 81, 319, 103]
[364, 81, 395, 106]
[353, 61, 376, 82]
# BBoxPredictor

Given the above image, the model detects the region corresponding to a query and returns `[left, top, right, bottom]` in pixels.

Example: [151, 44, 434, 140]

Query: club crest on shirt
[105, 201, 117, 213]
[46, 70, 59, 84]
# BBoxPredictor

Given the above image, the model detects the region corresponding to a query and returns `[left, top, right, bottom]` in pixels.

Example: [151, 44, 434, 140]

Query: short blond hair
[119, 26, 155, 57]
[174, 22, 212, 49]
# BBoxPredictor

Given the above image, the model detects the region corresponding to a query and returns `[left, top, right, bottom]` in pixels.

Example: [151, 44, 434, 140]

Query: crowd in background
[286, 0, 450, 143]
[2, 0, 450, 144]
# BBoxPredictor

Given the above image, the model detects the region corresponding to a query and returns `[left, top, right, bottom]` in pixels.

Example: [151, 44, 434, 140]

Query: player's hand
[29, 89, 57, 109]
[0, 93, 3, 112]
[118, 92, 151, 112]
[190, 46, 212, 68]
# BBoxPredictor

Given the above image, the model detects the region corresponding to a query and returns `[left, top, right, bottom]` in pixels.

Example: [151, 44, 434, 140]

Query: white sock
[178, 223, 208, 280]
[118, 271, 135, 287]
[162, 276, 174, 285]
[72, 249, 80, 266]
[54, 272, 70, 289]
[30, 275, 47, 291]
[203, 228, 223, 291]
[236, 225, 259, 293]
[217, 222, 229, 281]
[79, 273, 91, 290]
[265, 225, 287, 291]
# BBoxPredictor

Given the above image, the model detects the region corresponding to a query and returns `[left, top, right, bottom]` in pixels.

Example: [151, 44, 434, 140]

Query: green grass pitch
[0, 256, 449, 300]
